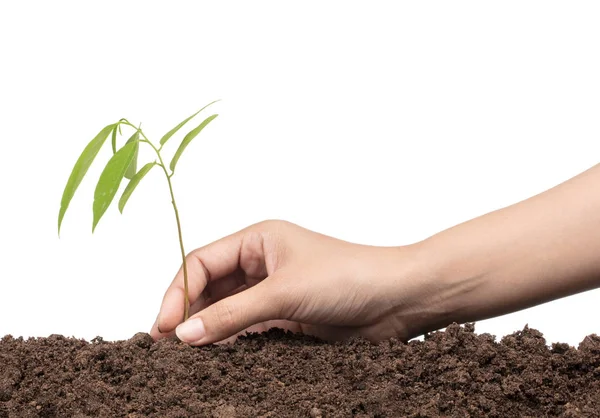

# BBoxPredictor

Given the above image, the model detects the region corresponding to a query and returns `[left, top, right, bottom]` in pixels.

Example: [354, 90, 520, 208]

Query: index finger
[153, 229, 244, 336]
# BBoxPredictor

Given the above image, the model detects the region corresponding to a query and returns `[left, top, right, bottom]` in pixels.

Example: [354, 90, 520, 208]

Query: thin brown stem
[166, 181, 190, 321]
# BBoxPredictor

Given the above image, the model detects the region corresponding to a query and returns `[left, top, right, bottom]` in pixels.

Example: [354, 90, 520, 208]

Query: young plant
[58, 101, 220, 321]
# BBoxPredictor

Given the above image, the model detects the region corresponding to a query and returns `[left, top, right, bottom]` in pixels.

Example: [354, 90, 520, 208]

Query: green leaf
[169, 114, 218, 172]
[92, 141, 138, 232]
[118, 162, 156, 213]
[111, 124, 118, 154]
[124, 131, 140, 179]
[58, 123, 116, 236]
[111, 119, 129, 154]
[159, 100, 220, 146]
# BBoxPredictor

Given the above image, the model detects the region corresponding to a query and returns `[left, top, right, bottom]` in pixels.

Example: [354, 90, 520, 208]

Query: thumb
[175, 281, 281, 345]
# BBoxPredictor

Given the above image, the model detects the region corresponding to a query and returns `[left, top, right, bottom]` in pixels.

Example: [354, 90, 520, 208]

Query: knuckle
[254, 219, 289, 231]
[214, 302, 239, 330]
[185, 251, 201, 269]
[187, 250, 211, 283]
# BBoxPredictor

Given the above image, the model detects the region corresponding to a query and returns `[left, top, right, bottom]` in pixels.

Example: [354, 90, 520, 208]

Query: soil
[1, 323, 599, 417]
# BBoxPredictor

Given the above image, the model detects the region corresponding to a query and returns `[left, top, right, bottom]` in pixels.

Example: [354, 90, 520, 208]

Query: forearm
[412, 163, 600, 336]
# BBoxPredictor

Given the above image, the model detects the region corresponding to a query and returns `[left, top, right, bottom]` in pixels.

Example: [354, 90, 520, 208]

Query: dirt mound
[1, 323, 599, 417]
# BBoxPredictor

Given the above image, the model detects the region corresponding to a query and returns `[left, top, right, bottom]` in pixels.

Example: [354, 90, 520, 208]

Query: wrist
[386, 238, 490, 340]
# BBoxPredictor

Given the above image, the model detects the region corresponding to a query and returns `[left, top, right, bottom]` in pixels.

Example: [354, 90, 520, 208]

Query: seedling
[58, 101, 220, 321]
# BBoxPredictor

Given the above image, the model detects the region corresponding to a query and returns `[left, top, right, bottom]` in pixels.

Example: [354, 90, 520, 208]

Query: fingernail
[176, 318, 206, 342]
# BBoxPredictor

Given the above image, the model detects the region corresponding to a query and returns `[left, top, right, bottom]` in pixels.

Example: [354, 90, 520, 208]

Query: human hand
[151, 165, 600, 346]
[150, 220, 436, 345]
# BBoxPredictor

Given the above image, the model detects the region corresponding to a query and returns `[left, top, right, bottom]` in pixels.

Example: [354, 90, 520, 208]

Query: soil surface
[1, 323, 599, 417]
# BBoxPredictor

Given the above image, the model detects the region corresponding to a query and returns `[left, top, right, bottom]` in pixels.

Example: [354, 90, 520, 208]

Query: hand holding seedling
[153, 164, 600, 345]
[59, 101, 219, 321]
[152, 220, 420, 344]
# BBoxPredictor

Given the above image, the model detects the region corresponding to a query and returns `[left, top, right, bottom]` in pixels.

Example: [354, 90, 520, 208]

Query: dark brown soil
[1, 323, 599, 417]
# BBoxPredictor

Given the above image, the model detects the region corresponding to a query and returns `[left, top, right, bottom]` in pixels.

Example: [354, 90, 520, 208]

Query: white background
[1, 1, 599, 347]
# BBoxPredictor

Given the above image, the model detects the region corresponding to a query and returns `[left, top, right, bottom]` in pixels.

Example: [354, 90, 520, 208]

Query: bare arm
[409, 163, 600, 338]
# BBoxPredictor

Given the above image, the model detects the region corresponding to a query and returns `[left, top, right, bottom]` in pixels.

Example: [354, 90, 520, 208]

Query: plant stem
[121, 121, 190, 321]
[165, 173, 190, 322]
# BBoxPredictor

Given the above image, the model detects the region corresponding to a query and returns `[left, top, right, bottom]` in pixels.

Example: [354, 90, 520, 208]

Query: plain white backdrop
[0, 1, 599, 346]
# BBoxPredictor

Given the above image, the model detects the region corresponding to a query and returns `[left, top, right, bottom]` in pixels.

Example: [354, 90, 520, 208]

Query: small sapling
[58, 101, 220, 321]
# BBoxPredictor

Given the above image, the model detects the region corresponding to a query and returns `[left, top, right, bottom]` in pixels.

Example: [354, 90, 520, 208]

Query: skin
[150, 164, 600, 346]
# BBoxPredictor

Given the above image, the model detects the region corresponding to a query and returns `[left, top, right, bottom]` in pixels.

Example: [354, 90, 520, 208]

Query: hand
[150, 220, 434, 345]
[152, 165, 600, 346]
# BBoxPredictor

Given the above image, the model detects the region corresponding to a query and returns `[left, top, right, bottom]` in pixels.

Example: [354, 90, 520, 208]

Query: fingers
[156, 225, 273, 335]
[156, 230, 245, 334]
[175, 280, 283, 345]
